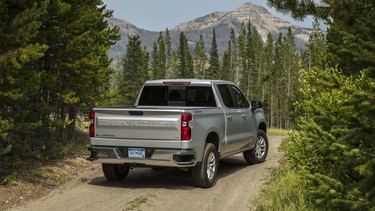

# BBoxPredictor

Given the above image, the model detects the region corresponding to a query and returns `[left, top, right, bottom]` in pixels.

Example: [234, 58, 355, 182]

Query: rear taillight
[89, 111, 95, 137]
[181, 113, 192, 141]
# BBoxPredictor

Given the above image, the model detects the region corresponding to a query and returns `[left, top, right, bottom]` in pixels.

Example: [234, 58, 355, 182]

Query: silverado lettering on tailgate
[98, 119, 176, 127]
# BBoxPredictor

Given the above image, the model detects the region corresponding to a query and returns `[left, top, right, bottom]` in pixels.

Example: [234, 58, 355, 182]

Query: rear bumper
[87, 146, 197, 167]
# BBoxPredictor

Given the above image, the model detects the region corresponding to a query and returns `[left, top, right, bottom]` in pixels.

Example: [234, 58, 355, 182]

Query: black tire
[243, 130, 268, 164]
[102, 163, 129, 181]
[192, 143, 219, 188]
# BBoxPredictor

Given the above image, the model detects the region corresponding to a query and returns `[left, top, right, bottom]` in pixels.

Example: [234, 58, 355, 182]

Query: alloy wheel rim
[255, 136, 266, 159]
[206, 152, 216, 180]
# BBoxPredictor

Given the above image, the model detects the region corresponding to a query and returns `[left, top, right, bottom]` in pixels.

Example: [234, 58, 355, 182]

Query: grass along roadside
[267, 128, 289, 136]
[251, 134, 316, 210]
[251, 161, 315, 210]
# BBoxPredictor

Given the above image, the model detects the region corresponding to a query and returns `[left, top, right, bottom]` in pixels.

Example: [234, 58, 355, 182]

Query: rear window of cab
[138, 86, 216, 107]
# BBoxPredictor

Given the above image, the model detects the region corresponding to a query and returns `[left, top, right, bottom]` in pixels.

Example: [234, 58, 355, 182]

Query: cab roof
[144, 79, 234, 86]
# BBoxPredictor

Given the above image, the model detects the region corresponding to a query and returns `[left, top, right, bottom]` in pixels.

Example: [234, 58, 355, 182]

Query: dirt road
[13, 136, 285, 211]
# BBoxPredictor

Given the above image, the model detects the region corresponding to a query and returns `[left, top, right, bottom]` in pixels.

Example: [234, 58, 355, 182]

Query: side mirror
[251, 100, 263, 113]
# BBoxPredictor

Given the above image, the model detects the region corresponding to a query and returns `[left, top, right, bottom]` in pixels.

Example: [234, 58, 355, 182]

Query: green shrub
[284, 67, 375, 210]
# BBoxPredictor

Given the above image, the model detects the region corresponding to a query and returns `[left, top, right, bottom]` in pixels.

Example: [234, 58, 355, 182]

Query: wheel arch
[258, 122, 267, 134]
[205, 131, 219, 153]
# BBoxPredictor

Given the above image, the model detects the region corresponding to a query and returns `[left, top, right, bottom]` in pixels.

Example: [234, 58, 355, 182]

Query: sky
[101, 0, 315, 32]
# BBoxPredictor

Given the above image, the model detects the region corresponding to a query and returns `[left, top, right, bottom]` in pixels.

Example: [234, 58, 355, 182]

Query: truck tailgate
[93, 108, 182, 140]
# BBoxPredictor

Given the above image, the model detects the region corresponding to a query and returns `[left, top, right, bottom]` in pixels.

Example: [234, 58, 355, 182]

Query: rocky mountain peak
[106, 2, 312, 60]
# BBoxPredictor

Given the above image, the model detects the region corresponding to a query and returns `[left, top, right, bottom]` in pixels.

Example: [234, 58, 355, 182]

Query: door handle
[227, 115, 232, 121]
[241, 114, 246, 119]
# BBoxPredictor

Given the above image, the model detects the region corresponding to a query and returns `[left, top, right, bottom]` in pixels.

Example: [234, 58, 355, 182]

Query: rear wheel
[102, 163, 129, 181]
[243, 130, 268, 164]
[192, 143, 219, 188]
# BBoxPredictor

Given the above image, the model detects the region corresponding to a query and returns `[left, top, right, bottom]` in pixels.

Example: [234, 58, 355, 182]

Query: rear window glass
[138, 86, 216, 107]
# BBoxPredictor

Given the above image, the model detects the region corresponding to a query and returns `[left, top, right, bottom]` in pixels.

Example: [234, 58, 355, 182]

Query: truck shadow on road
[88, 155, 253, 190]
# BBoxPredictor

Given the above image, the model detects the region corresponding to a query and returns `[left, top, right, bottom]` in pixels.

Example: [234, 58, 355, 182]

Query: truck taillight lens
[181, 114, 192, 141]
[89, 111, 95, 137]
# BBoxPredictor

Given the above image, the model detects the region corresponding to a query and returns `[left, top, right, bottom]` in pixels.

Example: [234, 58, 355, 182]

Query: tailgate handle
[128, 111, 144, 116]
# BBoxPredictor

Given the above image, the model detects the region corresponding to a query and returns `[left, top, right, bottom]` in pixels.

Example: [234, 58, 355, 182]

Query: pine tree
[156, 32, 166, 79]
[282, 27, 299, 128]
[186, 48, 194, 78]
[237, 23, 247, 87]
[262, 33, 274, 124]
[169, 50, 180, 79]
[240, 20, 253, 97]
[0, 0, 48, 183]
[150, 32, 168, 80]
[177, 31, 193, 78]
[301, 18, 326, 69]
[285, 67, 375, 210]
[31, 0, 120, 143]
[164, 28, 173, 78]
[193, 34, 207, 79]
[63, 0, 119, 132]
[207, 29, 220, 79]
[326, 11, 375, 75]
[268, 1, 375, 209]
[250, 26, 264, 101]
[272, 33, 284, 128]
[177, 31, 187, 78]
[268, 0, 375, 76]
[221, 41, 232, 81]
[0, 0, 119, 182]
[150, 42, 159, 79]
[117, 35, 148, 105]
[229, 28, 238, 82]
[104, 59, 123, 106]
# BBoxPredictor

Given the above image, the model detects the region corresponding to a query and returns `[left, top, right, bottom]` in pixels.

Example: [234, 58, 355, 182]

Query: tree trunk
[67, 106, 77, 138]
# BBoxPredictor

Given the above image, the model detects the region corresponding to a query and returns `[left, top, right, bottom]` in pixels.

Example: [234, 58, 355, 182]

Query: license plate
[128, 148, 145, 159]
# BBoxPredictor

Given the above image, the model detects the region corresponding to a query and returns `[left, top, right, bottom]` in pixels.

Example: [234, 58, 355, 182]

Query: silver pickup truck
[88, 79, 268, 188]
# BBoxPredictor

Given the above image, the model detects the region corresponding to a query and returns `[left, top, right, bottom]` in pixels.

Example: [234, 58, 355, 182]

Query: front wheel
[102, 163, 129, 181]
[243, 130, 268, 164]
[192, 143, 219, 188]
